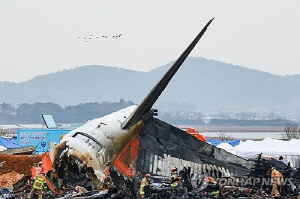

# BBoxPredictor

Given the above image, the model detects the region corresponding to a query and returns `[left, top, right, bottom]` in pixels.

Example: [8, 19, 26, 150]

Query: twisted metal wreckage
[14, 18, 291, 198]
[48, 18, 255, 196]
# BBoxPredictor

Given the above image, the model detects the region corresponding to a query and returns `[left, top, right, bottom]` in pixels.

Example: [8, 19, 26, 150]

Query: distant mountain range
[1, 57, 300, 113]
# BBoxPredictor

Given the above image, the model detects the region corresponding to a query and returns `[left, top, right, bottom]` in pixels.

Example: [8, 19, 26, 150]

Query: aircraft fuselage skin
[51, 105, 142, 184]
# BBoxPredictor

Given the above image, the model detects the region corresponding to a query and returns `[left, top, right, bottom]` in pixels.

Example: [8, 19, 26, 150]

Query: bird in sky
[112, 34, 122, 39]
[78, 34, 121, 42]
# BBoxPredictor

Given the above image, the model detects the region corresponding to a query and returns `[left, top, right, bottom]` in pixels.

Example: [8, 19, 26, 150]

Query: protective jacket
[33, 174, 47, 190]
[170, 174, 180, 187]
[140, 177, 149, 195]
[271, 169, 283, 185]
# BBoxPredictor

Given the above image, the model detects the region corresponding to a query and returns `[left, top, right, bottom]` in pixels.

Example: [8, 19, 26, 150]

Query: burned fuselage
[51, 105, 144, 189]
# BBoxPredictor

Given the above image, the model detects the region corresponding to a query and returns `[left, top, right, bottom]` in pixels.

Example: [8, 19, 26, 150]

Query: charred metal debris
[8, 151, 300, 199]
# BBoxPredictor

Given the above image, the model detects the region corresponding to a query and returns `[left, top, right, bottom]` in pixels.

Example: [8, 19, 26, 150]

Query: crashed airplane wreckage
[49, 18, 253, 192]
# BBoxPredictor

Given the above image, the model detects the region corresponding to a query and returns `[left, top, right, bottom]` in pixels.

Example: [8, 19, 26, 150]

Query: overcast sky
[1, 1, 300, 82]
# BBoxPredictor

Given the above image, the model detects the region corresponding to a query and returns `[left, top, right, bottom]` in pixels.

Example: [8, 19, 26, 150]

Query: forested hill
[0, 100, 134, 124]
[1, 57, 300, 113]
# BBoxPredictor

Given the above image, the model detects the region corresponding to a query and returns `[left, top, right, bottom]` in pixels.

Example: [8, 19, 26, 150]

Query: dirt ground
[0, 171, 23, 188]
[0, 154, 42, 175]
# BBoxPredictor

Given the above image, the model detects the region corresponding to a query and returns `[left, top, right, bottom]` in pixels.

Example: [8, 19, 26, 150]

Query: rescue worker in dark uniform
[170, 167, 186, 198]
[170, 167, 181, 187]
[28, 173, 47, 199]
[103, 174, 112, 190]
[204, 176, 219, 197]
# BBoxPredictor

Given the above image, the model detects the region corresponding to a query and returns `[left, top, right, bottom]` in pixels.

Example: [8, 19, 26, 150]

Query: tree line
[0, 101, 296, 126]
[0, 100, 134, 124]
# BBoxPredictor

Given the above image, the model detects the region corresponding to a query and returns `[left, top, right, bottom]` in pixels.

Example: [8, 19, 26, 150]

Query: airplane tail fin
[122, 18, 214, 129]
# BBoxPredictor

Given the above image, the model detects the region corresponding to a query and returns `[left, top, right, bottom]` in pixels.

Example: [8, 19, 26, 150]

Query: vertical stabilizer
[122, 18, 214, 129]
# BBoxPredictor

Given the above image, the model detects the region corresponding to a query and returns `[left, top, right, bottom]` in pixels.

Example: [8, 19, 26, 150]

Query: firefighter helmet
[145, 174, 151, 179]
[171, 167, 178, 173]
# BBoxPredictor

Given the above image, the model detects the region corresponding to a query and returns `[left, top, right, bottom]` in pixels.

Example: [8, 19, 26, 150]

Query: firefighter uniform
[170, 167, 180, 187]
[170, 173, 180, 187]
[28, 174, 47, 199]
[140, 174, 151, 199]
[205, 176, 219, 197]
[271, 167, 283, 197]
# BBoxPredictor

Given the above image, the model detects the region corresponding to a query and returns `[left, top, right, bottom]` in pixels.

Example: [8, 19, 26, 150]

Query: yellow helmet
[271, 167, 275, 170]
[171, 167, 178, 173]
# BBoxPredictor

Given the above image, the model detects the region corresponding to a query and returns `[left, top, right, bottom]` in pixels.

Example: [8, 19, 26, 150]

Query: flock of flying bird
[79, 34, 122, 42]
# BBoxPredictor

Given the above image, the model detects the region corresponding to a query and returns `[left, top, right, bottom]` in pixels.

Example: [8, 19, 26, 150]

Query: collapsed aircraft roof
[139, 117, 253, 176]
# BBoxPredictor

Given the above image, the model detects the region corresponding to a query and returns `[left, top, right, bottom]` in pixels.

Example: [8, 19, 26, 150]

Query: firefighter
[103, 174, 112, 189]
[170, 167, 180, 187]
[28, 173, 47, 199]
[140, 173, 151, 199]
[204, 176, 219, 197]
[271, 167, 283, 197]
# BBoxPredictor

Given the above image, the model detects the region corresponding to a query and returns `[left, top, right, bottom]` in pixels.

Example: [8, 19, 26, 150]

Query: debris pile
[0, 170, 22, 188]
[0, 153, 299, 198]
[1, 147, 300, 198]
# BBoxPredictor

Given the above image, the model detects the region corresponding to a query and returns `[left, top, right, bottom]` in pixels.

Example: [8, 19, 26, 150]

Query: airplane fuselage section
[52, 105, 142, 181]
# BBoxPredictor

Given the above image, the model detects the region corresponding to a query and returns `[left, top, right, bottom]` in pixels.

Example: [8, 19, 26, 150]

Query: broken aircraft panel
[138, 117, 253, 176]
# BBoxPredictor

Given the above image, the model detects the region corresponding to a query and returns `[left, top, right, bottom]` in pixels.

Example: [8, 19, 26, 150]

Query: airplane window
[72, 132, 103, 151]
